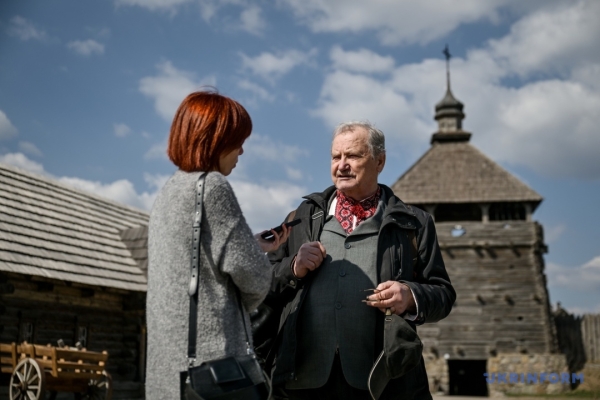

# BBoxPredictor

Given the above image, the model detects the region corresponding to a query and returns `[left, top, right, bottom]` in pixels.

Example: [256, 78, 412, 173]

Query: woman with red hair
[145, 90, 289, 399]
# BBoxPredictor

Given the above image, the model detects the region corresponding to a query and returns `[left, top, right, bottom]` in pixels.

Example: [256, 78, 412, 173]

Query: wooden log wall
[582, 314, 600, 364]
[553, 308, 586, 373]
[0, 272, 145, 399]
[419, 221, 557, 361]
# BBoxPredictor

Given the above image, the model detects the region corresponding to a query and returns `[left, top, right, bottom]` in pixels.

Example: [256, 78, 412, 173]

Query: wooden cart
[1, 342, 112, 400]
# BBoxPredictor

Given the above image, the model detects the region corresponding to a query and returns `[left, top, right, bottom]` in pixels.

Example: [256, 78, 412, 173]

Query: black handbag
[181, 172, 271, 400]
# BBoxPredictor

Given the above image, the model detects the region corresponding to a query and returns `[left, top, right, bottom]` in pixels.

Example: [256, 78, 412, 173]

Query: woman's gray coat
[145, 170, 271, 399]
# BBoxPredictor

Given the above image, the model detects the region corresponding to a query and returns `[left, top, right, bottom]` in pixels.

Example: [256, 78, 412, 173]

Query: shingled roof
[0, 163, 149, 292]
[391, 141, 543, 206]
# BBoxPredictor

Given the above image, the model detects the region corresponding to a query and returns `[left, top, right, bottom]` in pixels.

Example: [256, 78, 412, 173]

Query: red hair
[167, 90, 252, 172]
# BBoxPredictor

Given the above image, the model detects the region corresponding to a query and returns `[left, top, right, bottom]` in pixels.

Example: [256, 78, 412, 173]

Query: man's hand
[365, 281, 416, 315]
[292, 241, 327, 278]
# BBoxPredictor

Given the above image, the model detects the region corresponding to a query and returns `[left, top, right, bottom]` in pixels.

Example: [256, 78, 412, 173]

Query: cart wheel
[9, 358, 46, 400]
[82, 371, 113, 400]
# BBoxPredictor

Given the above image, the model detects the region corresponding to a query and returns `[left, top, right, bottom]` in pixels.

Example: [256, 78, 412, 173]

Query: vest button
[339, 270, 346, 277]
[344, 243, 351, 249]
[335, 302, 342, 310]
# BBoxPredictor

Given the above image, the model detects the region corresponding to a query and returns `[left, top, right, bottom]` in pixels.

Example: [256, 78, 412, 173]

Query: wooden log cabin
[391, 74, 566, 396]
[0, 164, 148, 399]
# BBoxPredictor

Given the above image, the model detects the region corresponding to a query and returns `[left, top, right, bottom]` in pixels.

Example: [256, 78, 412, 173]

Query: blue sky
[1, 0, 599, 314]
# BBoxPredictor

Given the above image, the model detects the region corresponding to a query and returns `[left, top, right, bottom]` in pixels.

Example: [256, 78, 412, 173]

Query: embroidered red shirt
[335, 187, 381, 234]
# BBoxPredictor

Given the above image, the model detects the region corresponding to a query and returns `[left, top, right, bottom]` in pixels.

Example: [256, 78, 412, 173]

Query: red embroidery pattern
[335, 187, 381, 234]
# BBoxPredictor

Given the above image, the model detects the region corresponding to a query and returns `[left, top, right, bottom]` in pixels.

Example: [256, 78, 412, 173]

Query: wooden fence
[582, 314, 600, 364]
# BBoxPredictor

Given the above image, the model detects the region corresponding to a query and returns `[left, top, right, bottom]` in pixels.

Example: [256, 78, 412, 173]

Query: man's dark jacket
[263, 184, 456, 399]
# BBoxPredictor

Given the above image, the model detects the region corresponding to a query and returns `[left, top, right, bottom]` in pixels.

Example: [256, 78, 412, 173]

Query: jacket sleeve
[401, 213, 456, 324]
[266, 206, 314, 303]
[206, 177, 272, 312]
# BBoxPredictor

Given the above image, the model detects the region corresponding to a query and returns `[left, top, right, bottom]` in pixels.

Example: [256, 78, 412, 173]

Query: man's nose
[338, 156, 350, 169]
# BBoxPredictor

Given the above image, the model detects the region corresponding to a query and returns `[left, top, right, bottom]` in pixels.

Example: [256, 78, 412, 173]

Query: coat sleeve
[268, 208, 312, 302]
[205, 176, 272, 312]
[401, 212, 456, 324]
[266, 213, 303, 303]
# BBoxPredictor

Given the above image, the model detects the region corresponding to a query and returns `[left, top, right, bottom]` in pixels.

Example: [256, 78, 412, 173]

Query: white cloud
[67, 39, 105, 56]
[479, 80, 600, 178]
[0, 110, 18, 140]
[243, 134, 309, 163]
[487, 1, 600, 77]
[571, 63, 600, 91]
[139, 60, 216, 121]
[144, 142, 168, 160]
[59, 176, 157, 210]
[280, 0, 509, 45]
[18, 142, 43, 157]
[239, 5, 265, 36]
[314, 69, 430, 155]
[545, 224, 566, 244]
[285, 167, 303, 181]
[144, 173, 171, 192]
[311, 1, 600, 179]
[1, 152, 162, 211]
[0, 153, 45, 175]
[330, 46, 395, 74]
[229, 179, 307, 232]
[115, 0, 192, 12]
[114, 123, 132, 138]
[7, 16, 48, 41]
[1, 151, 305, 228]
[237, 79, 274, 102]
[547, 257, 600, 293]
[116, 0, 266, 34]
[240, 49, 317, 83]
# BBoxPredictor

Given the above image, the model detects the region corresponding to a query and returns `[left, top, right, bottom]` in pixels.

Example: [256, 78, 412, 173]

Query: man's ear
[377, 153, 386, 173]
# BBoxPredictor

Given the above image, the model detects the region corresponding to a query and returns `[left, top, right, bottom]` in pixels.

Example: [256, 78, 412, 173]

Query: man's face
[330, 127, 385, 200]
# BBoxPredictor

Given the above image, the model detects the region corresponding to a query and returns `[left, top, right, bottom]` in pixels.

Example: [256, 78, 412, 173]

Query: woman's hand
[255, 223, 292, 253]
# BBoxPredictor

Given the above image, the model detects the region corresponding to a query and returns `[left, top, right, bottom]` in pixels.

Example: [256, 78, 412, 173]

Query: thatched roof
[391, 141, 543, 206]
[0, 163, 149, 292]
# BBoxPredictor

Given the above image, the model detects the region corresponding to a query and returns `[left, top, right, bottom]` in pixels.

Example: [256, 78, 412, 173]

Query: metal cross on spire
[443, 44, 452, 91]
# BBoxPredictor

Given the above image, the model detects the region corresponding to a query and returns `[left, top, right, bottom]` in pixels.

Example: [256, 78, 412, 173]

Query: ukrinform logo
[484, 373, 584, 384]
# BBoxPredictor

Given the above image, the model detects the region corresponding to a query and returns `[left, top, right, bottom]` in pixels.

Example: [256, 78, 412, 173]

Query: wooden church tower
[392, 47, 566, 396]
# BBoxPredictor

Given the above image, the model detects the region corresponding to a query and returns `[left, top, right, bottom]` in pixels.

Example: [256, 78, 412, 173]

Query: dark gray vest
[286, 194, 386, 390]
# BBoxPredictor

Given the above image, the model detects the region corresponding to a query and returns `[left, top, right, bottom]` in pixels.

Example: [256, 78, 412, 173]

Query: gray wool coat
[145, 170, 271, 399]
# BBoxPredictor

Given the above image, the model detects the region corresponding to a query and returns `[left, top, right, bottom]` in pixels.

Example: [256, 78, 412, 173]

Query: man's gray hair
[332, 121, 386, 158]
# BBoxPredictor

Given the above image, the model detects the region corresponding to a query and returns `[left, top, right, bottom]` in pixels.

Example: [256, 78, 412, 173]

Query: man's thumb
[318, 241, 327, 257]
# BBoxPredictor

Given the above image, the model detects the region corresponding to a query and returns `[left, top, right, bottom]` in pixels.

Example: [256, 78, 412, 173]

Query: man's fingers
[376, 280, 395, 292]
[318, 241, 327, 257]
[375, 297, 395, 308]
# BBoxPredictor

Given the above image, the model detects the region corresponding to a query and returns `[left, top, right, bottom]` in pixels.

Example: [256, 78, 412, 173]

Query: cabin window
[19, 321, 34, 343]
[77, 326, 88, 348]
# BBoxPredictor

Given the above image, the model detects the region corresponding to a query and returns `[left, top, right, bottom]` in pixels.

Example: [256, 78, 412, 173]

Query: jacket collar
[304, 184, 416, 219]
[380, 184, 416, 219]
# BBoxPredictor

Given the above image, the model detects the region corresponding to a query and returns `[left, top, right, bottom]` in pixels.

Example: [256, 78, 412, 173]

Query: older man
[267, 122, 455, 400]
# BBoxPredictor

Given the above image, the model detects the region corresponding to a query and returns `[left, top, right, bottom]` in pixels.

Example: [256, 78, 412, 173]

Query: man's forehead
[332, 129, 368, 149]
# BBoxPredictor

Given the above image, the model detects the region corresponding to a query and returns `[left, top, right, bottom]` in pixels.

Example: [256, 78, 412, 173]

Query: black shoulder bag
[181, 173, 271, 400]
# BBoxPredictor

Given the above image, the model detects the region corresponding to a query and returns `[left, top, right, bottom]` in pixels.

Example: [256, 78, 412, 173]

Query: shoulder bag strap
[187, 172, 255, 367]
[187, 172, 206, 366]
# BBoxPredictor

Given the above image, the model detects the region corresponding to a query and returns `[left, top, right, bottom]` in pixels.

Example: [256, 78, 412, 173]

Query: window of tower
[434, 203, 482, 222]
[489, 202, 526, 221]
